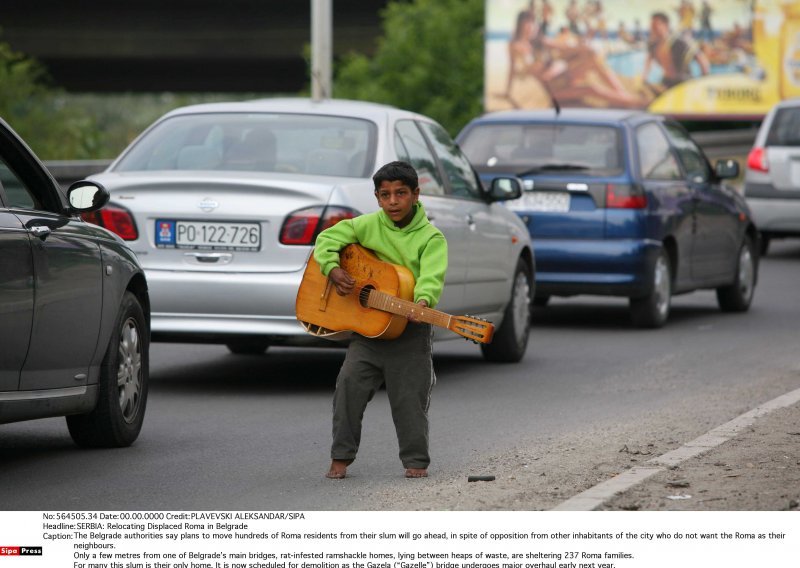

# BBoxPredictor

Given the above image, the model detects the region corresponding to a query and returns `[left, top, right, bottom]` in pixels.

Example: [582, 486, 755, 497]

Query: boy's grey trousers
[331, 322, 436, 469]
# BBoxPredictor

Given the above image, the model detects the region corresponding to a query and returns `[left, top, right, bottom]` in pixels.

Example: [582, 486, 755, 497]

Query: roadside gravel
[365, 379, 800, 511]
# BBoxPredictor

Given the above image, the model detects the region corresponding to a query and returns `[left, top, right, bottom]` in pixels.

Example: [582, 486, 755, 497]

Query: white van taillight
[81, 204, 139, 240]
[606, 184, 647, 209]
[746, 147, 768, 172]
[280, 206, 358, 245]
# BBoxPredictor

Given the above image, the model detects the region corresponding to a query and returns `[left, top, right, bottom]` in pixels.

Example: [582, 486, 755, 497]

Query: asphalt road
[2, 242, 799, 511]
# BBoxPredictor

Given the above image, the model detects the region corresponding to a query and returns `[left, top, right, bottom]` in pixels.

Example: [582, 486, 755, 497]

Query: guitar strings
[352, 282, 489, 337]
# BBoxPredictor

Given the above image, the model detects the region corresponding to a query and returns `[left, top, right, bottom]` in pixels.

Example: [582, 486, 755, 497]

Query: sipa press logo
[1, 546, 43, 556]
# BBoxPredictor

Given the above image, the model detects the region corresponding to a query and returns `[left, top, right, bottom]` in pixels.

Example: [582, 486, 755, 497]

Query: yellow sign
[485, 0, 799, 118]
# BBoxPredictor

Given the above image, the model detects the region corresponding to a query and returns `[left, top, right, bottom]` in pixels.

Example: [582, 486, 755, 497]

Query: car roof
[771, 98, 800, 110]
[468, 107, 651, 126]
[159, 97, 430, 123]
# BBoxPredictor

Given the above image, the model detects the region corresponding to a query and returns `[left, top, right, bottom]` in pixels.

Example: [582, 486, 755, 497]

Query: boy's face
[375, 180, 420, 227]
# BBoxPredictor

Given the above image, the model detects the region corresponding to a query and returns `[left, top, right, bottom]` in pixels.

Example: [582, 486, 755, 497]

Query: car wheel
[629, 250, 671, 328]
[717, 235, 757, 312]
[226, 339, 270, 355]
[481, 258, 532, 363]
[67, 291, 149, 448]
[532, 294, 550, 307]
[758, 233, 770, 257]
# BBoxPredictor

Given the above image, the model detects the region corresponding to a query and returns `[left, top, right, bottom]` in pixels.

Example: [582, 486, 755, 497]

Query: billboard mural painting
[485, 0, 800, 118]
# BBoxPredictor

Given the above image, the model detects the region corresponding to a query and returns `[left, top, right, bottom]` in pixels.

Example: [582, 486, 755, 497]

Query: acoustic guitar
[295, 244, 494, 344]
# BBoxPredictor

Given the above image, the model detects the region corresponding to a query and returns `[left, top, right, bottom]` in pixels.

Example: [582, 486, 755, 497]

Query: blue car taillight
[279, 206, 359, 245]
[606, 183, 647, 209]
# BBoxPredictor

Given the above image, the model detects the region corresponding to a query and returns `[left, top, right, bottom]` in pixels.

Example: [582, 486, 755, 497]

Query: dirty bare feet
[404, 468, 428, 478]
[326, 459, 353, 479]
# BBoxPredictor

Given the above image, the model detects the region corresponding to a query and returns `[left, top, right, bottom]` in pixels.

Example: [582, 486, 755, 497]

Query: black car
[0, 118, 150, 447]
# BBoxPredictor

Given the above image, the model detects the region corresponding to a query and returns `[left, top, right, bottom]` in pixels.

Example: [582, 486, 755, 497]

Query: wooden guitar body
[296, 244, 415, 340]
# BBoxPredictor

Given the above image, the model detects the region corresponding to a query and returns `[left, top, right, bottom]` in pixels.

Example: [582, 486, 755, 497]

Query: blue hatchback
[457, 109, 758, 327]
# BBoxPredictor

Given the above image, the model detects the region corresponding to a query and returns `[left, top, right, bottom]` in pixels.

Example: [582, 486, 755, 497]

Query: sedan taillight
[279, 206, 358, 245]
[746, 147, 768, 172]
[606, 183, 647, 209]
[81, 203, 139, 240]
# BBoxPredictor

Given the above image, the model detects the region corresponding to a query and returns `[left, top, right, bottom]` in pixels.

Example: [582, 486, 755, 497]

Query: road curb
[551, 386, 800, 511]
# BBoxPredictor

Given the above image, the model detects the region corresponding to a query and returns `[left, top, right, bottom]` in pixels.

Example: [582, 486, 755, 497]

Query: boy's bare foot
[404, 468, 428, 478]
[326, 459, 352, 479]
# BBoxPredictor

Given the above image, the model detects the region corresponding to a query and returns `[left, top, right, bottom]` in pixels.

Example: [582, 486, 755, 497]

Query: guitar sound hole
[359, 285, 375, 308]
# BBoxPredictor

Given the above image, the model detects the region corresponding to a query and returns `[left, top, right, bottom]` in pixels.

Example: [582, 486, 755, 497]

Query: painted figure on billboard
[504, 4, 646, 109]
[641, 11, 710, 91]
[485, 0, 798, 118]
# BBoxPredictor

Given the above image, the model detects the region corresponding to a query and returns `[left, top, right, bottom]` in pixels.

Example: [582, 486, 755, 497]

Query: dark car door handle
[29, 225, 51, 240]
[184, 252, 233, 264]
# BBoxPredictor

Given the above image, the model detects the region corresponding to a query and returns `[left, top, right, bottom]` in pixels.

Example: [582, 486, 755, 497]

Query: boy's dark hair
[372, 161, 419, 192]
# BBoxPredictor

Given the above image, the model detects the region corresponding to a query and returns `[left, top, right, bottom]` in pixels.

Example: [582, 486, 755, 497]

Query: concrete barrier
[45, 160, 112, 190]
[690, 128, 758, 160]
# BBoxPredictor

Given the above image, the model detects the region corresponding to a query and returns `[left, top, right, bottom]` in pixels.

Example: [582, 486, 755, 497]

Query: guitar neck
[363, 288, 451, 330]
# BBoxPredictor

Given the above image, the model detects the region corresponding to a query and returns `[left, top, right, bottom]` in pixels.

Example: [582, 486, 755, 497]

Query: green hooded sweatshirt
[313, 202, 448, 308]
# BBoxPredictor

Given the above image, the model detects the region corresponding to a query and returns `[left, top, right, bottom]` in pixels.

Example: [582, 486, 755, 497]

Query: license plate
[155, 220, 261, 250]
[521, 191, 570, 212]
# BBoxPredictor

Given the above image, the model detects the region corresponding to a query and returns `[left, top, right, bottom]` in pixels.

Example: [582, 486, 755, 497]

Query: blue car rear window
[461, 123, 623, 176]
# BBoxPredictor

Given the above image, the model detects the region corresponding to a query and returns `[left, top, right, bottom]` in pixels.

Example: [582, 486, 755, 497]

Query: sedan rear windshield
[766, 108, 800, 147]
[460, 123, 623, 176]
[113, 112, 377, 178]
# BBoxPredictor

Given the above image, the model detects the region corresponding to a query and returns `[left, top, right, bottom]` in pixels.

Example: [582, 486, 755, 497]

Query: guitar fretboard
[360, 287, 451, 329]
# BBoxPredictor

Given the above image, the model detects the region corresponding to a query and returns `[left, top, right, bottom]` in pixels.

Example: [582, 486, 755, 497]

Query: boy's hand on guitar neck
[408, 299, 428, 323]
[329, 267, 356, 296]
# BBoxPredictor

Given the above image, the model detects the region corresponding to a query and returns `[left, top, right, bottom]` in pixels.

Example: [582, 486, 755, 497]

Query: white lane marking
[552, 386, 800, 511]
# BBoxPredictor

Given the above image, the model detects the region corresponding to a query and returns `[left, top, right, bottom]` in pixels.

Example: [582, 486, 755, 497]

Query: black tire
[226, 339, 270, 355]
[532, 294, 550, 307]
[717, 235, 757, 312]
[758, 233, 770, 257]
[67, 291, 149, 448]
[481, 258, 532, 363]
[629, 250, 671, 328]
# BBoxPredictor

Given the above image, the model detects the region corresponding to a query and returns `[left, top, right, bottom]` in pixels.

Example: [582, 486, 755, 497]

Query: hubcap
[117, 317, 142, 424]
[738, 245, 754, 301]
[512, 270, 531, 344]
[653, 255, 670, 319]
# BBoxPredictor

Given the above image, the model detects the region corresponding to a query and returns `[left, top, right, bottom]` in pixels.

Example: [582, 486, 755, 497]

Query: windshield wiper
[515, 163, 591, 176]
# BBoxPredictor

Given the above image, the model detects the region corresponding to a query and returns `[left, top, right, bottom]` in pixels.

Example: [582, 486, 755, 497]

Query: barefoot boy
[313, 161, 448, 479]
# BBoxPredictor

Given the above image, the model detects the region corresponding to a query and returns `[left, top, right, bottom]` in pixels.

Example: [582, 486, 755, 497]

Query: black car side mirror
[714, 159, 740, 180]
[488, 177, 523, 202]
[66, 181, 110, 213]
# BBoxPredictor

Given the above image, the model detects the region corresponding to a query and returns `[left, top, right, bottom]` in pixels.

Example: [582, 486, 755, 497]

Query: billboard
[484, 0, 800, 118]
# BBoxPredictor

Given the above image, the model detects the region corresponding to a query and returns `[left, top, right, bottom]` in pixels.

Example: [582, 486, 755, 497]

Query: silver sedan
[88, 99, 534, 362]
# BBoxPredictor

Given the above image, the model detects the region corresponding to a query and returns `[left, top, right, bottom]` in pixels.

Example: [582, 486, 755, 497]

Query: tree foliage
[333, 0, 484, 136]
[0, 38, 98, 159]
